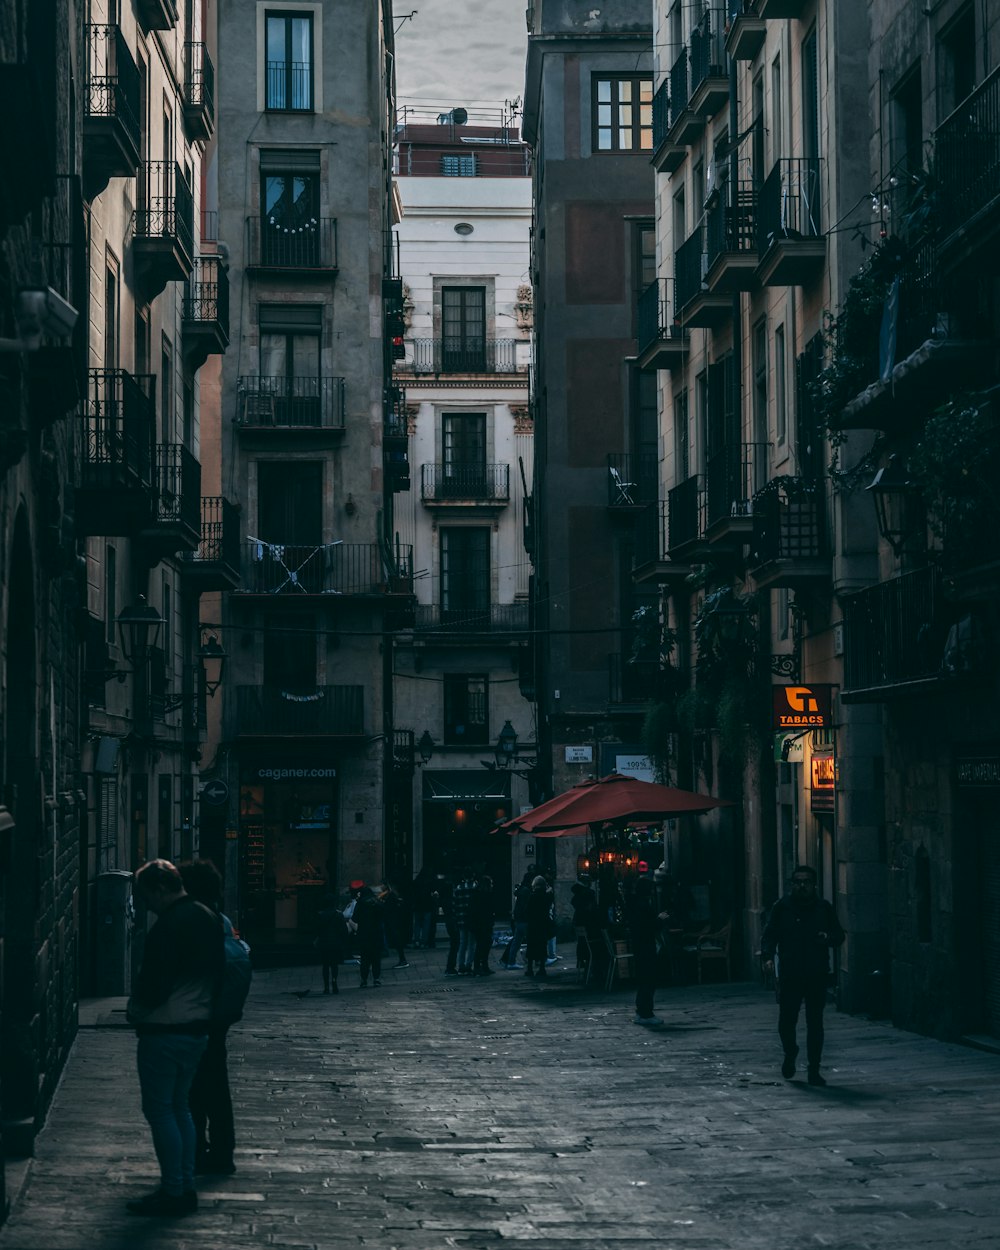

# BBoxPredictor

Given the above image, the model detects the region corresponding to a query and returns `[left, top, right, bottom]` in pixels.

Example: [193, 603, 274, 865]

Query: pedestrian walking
[627, 876, 667, 1026]
[381, 880, 410, 968]
[354, 886, 386, 987]
[524, 875, 552, 978]
[439, 873, 461, 975]
[125, 859, 224, 1217]
[452, 868, 476, 974]
[761, 865, 845, 1087]
[178, 859, 250, 1177]
[470, 873, 496, 975]
[501, 870, 533, 968]
[315, 893, 350, 992]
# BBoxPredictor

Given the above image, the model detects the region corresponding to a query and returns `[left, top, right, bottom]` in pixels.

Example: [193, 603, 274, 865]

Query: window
[258, 304, 322, 424]
[770, 56, 783, 167]
[441, 287, 486, 371]
[161, 576, 171, 672]
[105, 544, 117, 645]
[104, 253, 119, 373]
[635, 222, 656, 294]
[674, 389, 690, 482]
[672, 187, 686, 249]
[695, 370, 709, 468]
[182, 374, 194, 450]
[938, 5, 976, 119]
[752, 321, 768, 491]
[801, 28, 819, 159]
[443, 674, 489, 745]
[891, 66, 923, 175]
[441, 153, 476, 177]
[440, 527, 490, 626]
[161, 335, 173, 441]
[264, 609, 316, 694]
[98, 778, 119, 874]
[266, 11, 313, 111]
[134, 305, 149, 377]
[261, 168, 320, 266]
[752, 73, 765, 185]
[257, 460, 322, 544]
[443, 413, 487, 491]
[774, 324, 787, 446]
[593, 76, 653, 152]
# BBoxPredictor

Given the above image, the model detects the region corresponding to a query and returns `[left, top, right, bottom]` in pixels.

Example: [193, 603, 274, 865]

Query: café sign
[772, 684, 834, 730]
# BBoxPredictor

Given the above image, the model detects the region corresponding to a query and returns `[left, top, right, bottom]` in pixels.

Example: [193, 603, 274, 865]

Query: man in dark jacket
[627, 877, 667, 1026]
[126, 859, 224, 1217]
[354, 886, 385, 987]
[761, 865, 845, 1087]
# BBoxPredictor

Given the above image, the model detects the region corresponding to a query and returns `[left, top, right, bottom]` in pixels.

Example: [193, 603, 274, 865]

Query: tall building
[214, 1, 403, 951]
[523, 1, 657, 907]
[390, 109, 535, 902]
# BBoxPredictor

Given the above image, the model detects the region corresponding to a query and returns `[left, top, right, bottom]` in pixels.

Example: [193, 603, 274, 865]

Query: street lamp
[494, 720, 518, 768]
[117, 598, 164, 665]
[867, 454, 918, 555]
[198, 633, 227, 697]
[417, 730, 435, 765]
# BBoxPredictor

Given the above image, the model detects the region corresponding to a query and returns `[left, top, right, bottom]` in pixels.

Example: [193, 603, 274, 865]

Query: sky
[393, 1, 529, 125]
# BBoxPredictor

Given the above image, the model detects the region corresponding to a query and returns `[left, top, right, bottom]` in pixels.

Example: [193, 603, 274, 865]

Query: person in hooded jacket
[524, 875, 552, 979]
[354, 886, 386, 987]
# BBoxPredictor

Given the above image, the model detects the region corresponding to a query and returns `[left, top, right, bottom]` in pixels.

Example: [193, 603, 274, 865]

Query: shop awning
[422, 770, 512, 802]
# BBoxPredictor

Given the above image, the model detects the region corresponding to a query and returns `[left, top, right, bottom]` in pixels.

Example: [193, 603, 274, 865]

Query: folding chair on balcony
[609, 465, 637, 506]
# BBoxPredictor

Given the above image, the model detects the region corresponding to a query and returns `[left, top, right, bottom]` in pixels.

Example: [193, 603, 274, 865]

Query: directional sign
[201, 779, 229, 807]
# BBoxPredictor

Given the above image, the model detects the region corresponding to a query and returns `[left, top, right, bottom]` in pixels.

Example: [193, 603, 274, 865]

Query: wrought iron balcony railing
[235, 685, 365, 737]
[652, 79, 672, 151]
[705, 443, 769, 529]
[634, 501, 669, 568]
[184, 256, 229, 335]
[420, 463, 510, 502]
[637, 278, 685, 356]
[183, 41, 214, 136]
[670, 46, 689, 117]
[688, 7, 728, 100]
[246, 216, 337, 270]
[413, 603, 529, 633]
[84, 24, 140, 154]
[180, 496, 240, 578]
[707, 183, 757, 264]
[757, 157, 822, 254]
[668, 474, 704, 552]
[406, 338, 523, 375]
[675, 227, 707, 313]
[236, 376, 346, 430]
[152, 443, 201, 532]
[750, 477, 824, 565]
[237, 539, 413, 596]
[935, 66, 1000, 244]
[134, 160, 194, 261]
[81, 368, 155, 487]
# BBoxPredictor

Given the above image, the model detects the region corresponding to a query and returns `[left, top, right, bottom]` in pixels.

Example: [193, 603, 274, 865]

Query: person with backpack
[178, 859, 251, 1177]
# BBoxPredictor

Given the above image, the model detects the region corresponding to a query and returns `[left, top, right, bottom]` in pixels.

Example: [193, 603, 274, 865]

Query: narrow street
[2, 949, 999, 1250]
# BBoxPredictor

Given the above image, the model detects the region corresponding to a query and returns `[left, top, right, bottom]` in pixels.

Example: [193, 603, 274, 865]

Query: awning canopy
[422, 770, 512, 802]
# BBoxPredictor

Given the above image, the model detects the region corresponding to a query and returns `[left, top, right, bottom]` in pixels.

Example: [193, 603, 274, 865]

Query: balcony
[82, 25, 141, 198]
[133, 161, 194, 298]
[688, 8, 730, 118]
[183, 257, 229, 369]
[749, 477, 828, 590]
[245, 216, 338, 276]
[841, 567, 974, 703]
[705, 183, 758, 292]
[76, 369, 156, 535]
[236, 376, 346, 433]
[757, 0, 809, 16]
[667, 474, 709, 560]
[756, 158, 824, 286]
[413, 603, 529, 637]
[609, 655, 661, 707]
[675, 228, 731, 328]
[384, 387, 408, 452]
[665, 48, 704, 147]
[136, 0, 178, 31]
[704, 443, 769, 546]
[651, 80, 685, 174]
[183, 42, 215, 142]
[138, 444, 202, 558]
[934, 67, 1000, 264]
[179, 496, 241, 591]
[235, 540, 413, 597]
[420, 463, 510, 506]
[636, 278, 688, 371]
[402, 338, 525, 376]
[608, 453, 658, 510]
[235, 685, 365, 739]
[726, 1, 766, 60]
[633, 501, 692, 587]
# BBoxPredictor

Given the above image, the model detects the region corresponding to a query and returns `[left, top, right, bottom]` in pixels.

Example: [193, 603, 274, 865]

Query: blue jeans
[503, 921, 527, 965]
[137, 1032, 208, 1195]
[457, 925, 475, 971]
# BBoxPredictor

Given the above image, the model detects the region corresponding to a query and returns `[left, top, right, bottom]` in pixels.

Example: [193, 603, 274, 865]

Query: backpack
[215, 914, 252, 1024]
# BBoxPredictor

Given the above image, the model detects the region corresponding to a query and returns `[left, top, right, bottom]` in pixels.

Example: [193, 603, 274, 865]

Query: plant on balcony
[691, 586, 770, 767]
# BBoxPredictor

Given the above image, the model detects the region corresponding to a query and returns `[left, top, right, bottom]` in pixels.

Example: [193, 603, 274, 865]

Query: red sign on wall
[772, 684, 834, 730]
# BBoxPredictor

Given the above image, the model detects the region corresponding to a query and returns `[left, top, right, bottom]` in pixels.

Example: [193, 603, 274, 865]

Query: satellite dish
[452, 107, 468, 125]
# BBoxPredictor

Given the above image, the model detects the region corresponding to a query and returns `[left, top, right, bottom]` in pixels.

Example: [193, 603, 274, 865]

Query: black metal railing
[844, 567, 953, 693]
[152, 444, 201, 532]
[200, 208, 218, 244]
[689, 7, 728, 99]
[265, 61, 312, 112]
[81, 369, 155, 487]
[705, 443, 768, 528]
[414, 603, 529, 633]
[608, 453, 658, 507]
[675, 227, 707, 313]
[609, 654, 659, 705]
[184, 256, 229, 333]
[135, 160, 194, 257]
[385, 387, 407, 440]
[408, 339, 522, 375]
[246, 216, 337, 270]
[182, 496, 240, 571]
[935, 66, 1000, 242]
[669, 46, 689, 118]
[634, 501, 669, 567]
[236, 376, 346, 430]
[238, 540, 413, 596]
[668, 474, 703, 551]
[421, 463, 510, 501]
[183, 41, 214, 121]
[707, 182, 756, 265]
[757, 157, 822, 255]
[236, 685, 365, 737]
[895, 237, 940, 361]
[728, 0, 759, 15]
[84, 24, 140, 151]
[652, 79, 671, 150]
[637, 277, 683, 355]
[751, 478, 823, 564]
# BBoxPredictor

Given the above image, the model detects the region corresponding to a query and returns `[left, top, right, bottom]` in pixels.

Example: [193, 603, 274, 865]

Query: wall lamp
[417, 730, 435, 765]
[867, 454, 920, 555]
[0, 286, 78, 354]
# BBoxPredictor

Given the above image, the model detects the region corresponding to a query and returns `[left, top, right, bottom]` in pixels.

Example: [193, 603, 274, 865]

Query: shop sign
[773, 684, 834, 730]
[810, 752, 836, 813]
[955, 756, 1000, 788]
[254, 766, 337, 781]
[615, 754, 655, 782]
[565, 745, 593, 764]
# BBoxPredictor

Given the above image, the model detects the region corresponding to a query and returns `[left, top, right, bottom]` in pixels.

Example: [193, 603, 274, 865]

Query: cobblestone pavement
[2, 944, 1000, 1250]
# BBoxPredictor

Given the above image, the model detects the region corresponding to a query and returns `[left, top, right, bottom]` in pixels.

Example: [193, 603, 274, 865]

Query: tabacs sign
[772, 684, 834, 730]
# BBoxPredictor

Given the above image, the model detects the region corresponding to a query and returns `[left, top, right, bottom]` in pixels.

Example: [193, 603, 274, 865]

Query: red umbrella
[497, 772, 731, 837]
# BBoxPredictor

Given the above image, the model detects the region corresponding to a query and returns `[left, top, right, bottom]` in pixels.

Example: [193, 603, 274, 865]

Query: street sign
[772, 684, 834, 730]
[201, 779, 229, 807]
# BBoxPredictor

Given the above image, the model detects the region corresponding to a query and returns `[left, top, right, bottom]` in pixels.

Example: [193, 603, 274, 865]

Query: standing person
[627, 876, 667, 1026]
[315, 892, 350, 993]
[178, 860, 250, 1178]
[501, 870, 533, 969]
[543, 867, 560, 965]
[761, 865, 845, 1087]
[410, 866, 436, 948]
[125, 859, 224, 1217]
[381, 880, 410, 969]
[354, 886, 385, 988]
[524, 875, 552, 978]
[570, 877, 599, 974]
[438, 873, 460, 976]
[452, 868, 476, 975]
[470, 873, 496, 975]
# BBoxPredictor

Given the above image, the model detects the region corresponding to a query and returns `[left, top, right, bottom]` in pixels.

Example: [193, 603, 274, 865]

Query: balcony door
[442, 413, 486, 497]
[261, 170, 319, 266]
[264, 610, 316, 696]
[259, 304, 321, 425]
[257, 460, 322, 545]
[440, 527, 490, 628]
[441, 286, 485, 372]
